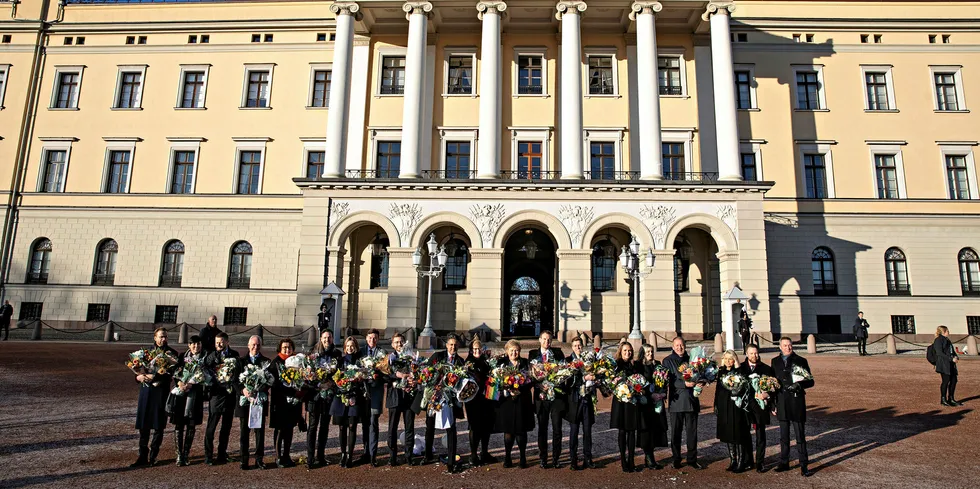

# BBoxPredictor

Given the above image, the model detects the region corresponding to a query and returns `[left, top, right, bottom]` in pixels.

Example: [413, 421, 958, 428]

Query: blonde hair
[344, 336, 360, 351]
[504, 339, 521, 353]
[640, 344, 656, 365]
[935, 325, 949, 338]
[722, 349, 740, 368]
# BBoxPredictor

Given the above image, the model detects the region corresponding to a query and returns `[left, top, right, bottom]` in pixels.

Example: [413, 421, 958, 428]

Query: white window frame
[860, 65, 897, 112]
[165, 137, 204, 194]
[443, 47, 478, 97]
[49, 65, 85, 110]
[938, 143, 979, 200]
[175, 64, 211, 110]
[307, 63, 333, 109]
[512, 47, 549, 98]
[367, 127, 403, 173]
[734, 64, 758, 110]
[509, 126, 553, 171]
[739, 139, 765, 181]
[438, 127, 478, 175]
[231, 137, 270, 194]
[240, 63, 275, 109]
[797, 142, 837, 198]
[929, 65, 968, 112]
[657, 49, 688, 98]
[0, 64, 9, 109]
[101, 137, 139, 193]
[36, 137, 75, 193]
[583, 47, 620, 98]
[866, 143, 908, 199]
[584, 127, 625, 174]
[792, 64, 828, 111]
[661, 128, 694, 174]
[111, 64, 148, 110]
[299, 137, 327, 177]
[375, 47, 408, 98]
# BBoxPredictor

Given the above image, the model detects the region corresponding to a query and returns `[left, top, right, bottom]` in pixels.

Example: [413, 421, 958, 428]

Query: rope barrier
[812, 334, 853, 348]
[225, 325, 260, 337]
[263, 326, 316, 339]
[892, 336, 931, 348]
[37, 320, 107, 335]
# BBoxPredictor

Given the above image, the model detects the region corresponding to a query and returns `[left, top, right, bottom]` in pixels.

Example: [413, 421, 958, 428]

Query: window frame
[441, 237, 470, 290]
[307, 63, 333, 108]
[661, 129, 694, 180]
[300, 137, 327, 179]
[930, 65, 968, 112]
[792, 64, 827, 111]
[443, 47, 477, 97]
[112, 64, 148, 110]
[939, 144, 979, 200]
[49, 65, 84, 110]
[860, 65, 897, 112]
[27, 238, 52, 284]
[175, 64, 211, 110]
[884, 247, 911, 295]
[811, 246, 838, 295]
[512, 47, 549, 98]
[590, 239, 618, 292]
[584, 47, 619, 98]
[0, 64, 10, 109]
[165, 137, 203, 194]
[733, 64, 757, 110]
[657, 50, 687, 97]
[159, 239, 185, 288]
[509, 127, 553, 176]
[36, 138, 74, 193]
[584, 128, 624, 179]
[232, 138, 269, 195]
[797, 142, 836, 198]
[438, 128, 478, 179]
[739, 140, 765, 182]
[101, 137, 138, 194]
[240, 63, 275, 109]
[959, 248, 980, 296]
[154, 305, 179, 324]
[368, 128, 403, 177]
[224, 307, 248, 326]
[867, 144, 908, 199]
[92, 238, 118, 286]
[376, 49, 408, 97]
[227, 241, 253, 289]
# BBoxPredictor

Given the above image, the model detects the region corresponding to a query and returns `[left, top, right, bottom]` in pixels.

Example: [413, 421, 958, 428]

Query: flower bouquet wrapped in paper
[171, 357, 213, 396]
[215, 357, 239, 393]
[581, 348, 616, 397]
[677, 346, 718, 397]
[748, 374, 780, 410]
[306, 354, 338, 401]
[333, 365, 369, 406]
[649, 364, 670, 413]
[791, 364, 813, 384]
[238, 363, 275, 407]
[279, 354, 309, 405]
[614, 373, 650, 405]
[720, 370, 750, 409]
[421, 362, 475, 415]
[391, 347, 423, 392]
[530, 360, 577, 401]
[359, 350, 392, 380]
[127, 347, 178, 386]
[485, 357, 529, 401]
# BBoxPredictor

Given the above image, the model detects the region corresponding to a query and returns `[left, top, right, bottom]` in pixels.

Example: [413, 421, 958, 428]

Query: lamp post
[413, 233, 449, 339]
[619, 234, 656, 340]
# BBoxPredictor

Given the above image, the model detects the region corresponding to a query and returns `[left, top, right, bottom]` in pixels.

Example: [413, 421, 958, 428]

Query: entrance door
[503, 228, 556, 338]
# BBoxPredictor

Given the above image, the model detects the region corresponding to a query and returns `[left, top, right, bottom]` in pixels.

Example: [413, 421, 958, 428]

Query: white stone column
[400, 1, 433, 179]
[704, 1, 741, 181]
[630, 2, 663, 180]
[557, 1, 586, 180]
[323, 2, 359, 178]
[476, 2, 506, 179]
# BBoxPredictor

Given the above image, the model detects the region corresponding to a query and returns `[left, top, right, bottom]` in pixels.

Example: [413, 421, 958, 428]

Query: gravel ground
[0, 341, 977, 489]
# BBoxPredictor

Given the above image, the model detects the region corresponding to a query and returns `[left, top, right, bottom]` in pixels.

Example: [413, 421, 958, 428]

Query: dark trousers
[307, 409, 331, 462]
[670, 411, 699, 463]
[387, 408, 415, 459]
[536, 402, 563, 464]
[239, 423, 265, 464]
[137, 426, 165, 462]
[273, 427, 294, 462]
[204, 404, 234, 460]
[362, 412, 380, 458]
[469, 421, 491, 459]
[940, 371, 958, 400]
[751, 422, 767, 466]
[857, 338, 868, 355]
[779, 421, 808, 467]
[568, 411, 593, 461]
[423, 414, 458, 460]
[0, 318, 9, 340]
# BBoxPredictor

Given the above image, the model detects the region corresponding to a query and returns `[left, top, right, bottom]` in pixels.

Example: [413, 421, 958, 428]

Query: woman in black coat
[715, 349, 752, 473]
[465, 337, 495, 466]
[638, 344, 667, 470]
[330, 336, 365, 468]
[610, 342, 643, 472]
[933, 326, 961, 406]
[270, 338, 302, 468]
[306, 329, 340, 469]
[132, 327, 179, 467]
[493, 339, 534, 468]
[169, 335, 207, 466]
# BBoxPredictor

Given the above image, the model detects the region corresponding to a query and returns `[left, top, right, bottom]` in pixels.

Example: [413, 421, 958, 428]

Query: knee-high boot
[618, 431, 629, 472]
[173, 427, 185, 466]
[726, 443, 737, 471]
[183, 426, 196, 465]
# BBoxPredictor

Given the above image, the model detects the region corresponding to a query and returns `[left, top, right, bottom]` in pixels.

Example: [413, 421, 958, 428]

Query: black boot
[183, 427, 196, 466]
[131, 446, 150, 468]
[726, 443, 737, 471]
[949, 398, 963, 406]
[645, 453, 663, 470]
[173, 428, 186, 466]
[620, 446, 630, 473]
[941, 398, 953, 406]
[739, 442, 754, 473]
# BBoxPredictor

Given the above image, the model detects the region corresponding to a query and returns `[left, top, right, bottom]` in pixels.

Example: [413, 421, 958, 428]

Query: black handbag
[165, 392, 178, 415]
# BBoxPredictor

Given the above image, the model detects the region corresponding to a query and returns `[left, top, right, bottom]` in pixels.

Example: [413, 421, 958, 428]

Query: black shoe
[801, 466, 813, 477]
[949, 399, 963, 406]
[340, 454, 350, 468]
[519, 457, 529, 469]
[941, 399, 953, 406]
[481, 453, 497, 464]
[317, 457, 328, 467]
[240, 462, 251, 470]
[756, 463, 767, 473]
[689, 461, 706, 470]
[215, 456, 229, 466]
[584, 459, 596, 469]
[469, 454, 480, 466]
[570, 460, 581, 470]
[204, 457, 214, 466]
[540, 460, 550, 469]
[390, 454, 399, 467]
[359, 454, 371, 465]
[129, 458, 149, 468]
[503, 458, 514, 468]
[256, 461, 268, 470]
[551, 460, 561, 469]
[408, 456, 419, 466]
[424, 455, 436, 465]
[672, 460, 683, 469]
[774, 463, 791, 473]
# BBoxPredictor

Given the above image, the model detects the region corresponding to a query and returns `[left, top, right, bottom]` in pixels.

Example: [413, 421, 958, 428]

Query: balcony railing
[664, 172, 718, 183]
[585, 170, 641, 181]
[380, 85, 405, 95]
[517, 85, 543, 95]
[500, 170, 561, 180]
[813, 284, 838, 296]
[346, 169, 401, 179]
[327, 170, 722, 183]
[963, 285, 980, 296]
[660, 85, 683, 96]
[25, 272, 48, 285]
[887, 283, 912, 296]
[159, 275, 182, 288]
[421, 170, 478, 179]
[92, 273, 115, 286]
[227, 277, 251, 289]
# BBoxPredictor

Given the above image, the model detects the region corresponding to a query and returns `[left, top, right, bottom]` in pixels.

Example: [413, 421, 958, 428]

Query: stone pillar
[630, 2, 664, 180]
[323, 2, 360, 178]
[716, 250, 741, 351]
[557, 249, 592, 343]
[477, 2, 506, 178]
[384, 248, 421, 336]
[468, 248, 504, 340]
[296, 194, 332, 329]
[642, 249, 677, 339]
[557, 1, 587, 180]
[399, 1, 433, 179]
[703, 1, 741, 181]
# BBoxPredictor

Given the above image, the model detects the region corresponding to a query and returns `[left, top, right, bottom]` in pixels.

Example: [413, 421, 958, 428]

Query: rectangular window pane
[237, 151, 262, 194]
[796, 71, 820, 110]
[181, 71, 205, 108]
[662, 142, 684, 179]
[86, 303, 111, 322]
[246, 70, 270, 107]
[377, 141, 401, 178]
[312, 70, 331, 107]
[588, 56, 614, 95]
[875, 154, 899, 199]
[946, 155, 971, 200]
[306, 150, 325, 179]
[740, 152, 757, 181]
[517, 141, 542, 178]
[154, 305, 178, 324]
[735, 71, 752, 109]
[171, 151, 195, 194]
[518, 56, 543, 95]
[42, 150, 66, 193]
[445, 141, 471, 179]
[804, 154, 827, 198]
[865, 72, 890, 110]
[934, 73, 959, 111]
[56, 72, 79, 108]
[658, 56, 682, 95]
[224, 307, 248, 326]
[106, 150, 130, 193]
[381, 56, 406, 95]
[589, 142, 615, 179]
[447, 56, 473, 95]
[117, 72, 142, 109]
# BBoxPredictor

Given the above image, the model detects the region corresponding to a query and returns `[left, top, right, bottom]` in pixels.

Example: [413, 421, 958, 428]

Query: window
[943, 34, 951, 44]
[862, 34, 870, 43]
[126, 36, 135, 45]
[946, 154, 971, 200]
[591, 240, 616, 292]
[803, 153, 828, 198]
[105, 150, 131, 193]
[63, 36, 72, 45]
[170, 150, 195, 194]
[306, 151, 325, 179]
[740, 152, 757, 181]
[138, 36, 147, 45]
[590, 142, 615, 180]
[40, 150, 67, 193]
[517, 141, 543, 179]
[873, 34, 882, 44]
[968, 316, 980, 336]
[380, 56, 406, 95]
[52, 70, 81, 109]
[264, 34, 273, 43]
[891, 315, 915, 334]
[959, 248, 980, 295]
[1, 35, 11, 43]
[795, 70, 822, 110]
[933, 70, 963, 111]
[658, 56, 682, 95]
[251, 34, 261, 43]
[237, 151, 262, 194]
[587, 55, 614, 95]
[0, 65, 8, 108]
[160, 240, 184, 287]
[86, 303, 110, 322]
[864, 71, 891, 110]
[811, 247, 837, 295]
[816, 315, 842, 335]
[224, 307, 248, 326]
[445, 141, 471, 179]
[19, 302, 43, 321]
[93, 239, 117, 286]
[370, 237, 390, 289]
[673, 239, 692, 292]
[885, 247, 910, 295]
[376, 142, 401, 178]
[517, 55, 544, 95]
[442, 239, 469, 290]
[228, 241, 252, 289]
[115, 70, 143, 109]
[317, 33, 327, 42]
[662, 142, 685, 179]
[179, 69, 208, 109]
[188, 35, 198, 44]
[243, 68, 271, 108]
[310, 70, 331, 107]
[27, 238, 51, 284]
[447, 55, 474, 95]
[200, 35, 210, 44]
[874, 154, 900, 199]
[735, 70, 753, 109]
[155, 305, 178, 324]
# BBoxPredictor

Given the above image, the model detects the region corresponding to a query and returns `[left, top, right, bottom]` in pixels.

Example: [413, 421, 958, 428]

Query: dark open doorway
[503, 227, 556, 338]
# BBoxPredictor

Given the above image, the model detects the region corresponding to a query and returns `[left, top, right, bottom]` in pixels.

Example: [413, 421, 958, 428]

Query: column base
[321, 172, 344, 179]
[560, 173, 584, 180]
[640, 174, 664, 181]
[399, 173, 421, 179]
[718, 174, 744, 182]
[476, 172, 500, 179]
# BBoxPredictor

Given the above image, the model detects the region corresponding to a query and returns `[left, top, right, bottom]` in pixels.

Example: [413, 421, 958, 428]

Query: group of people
[131, 320, 816, 477]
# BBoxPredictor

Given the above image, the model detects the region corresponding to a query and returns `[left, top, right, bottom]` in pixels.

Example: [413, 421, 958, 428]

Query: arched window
[93, 239, 118, 286]
[442, 238, 469, 290]
[369, 235, 390, 289]
[959, 248, 980, 295]
[884, 247, 910, 295]
[811, 247, 837, 295]
[591, 240, 617, 292]
[27, 238, 52, 284]
[160, 240, 184, 287]
[228, 241, 253, 289]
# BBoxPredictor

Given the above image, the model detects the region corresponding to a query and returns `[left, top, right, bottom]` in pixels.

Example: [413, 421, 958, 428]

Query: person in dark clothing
[317, 302, 333, 335]
[169, 335, 207, 466]
[934, 325, 961, 406]
[737, 310, 752, 354]
[494, 339, 534, 468]
[131, 327, 179, 467]
[237, 335, 272, 470]
[306, 329, 340, 469]
[662, 337, 705, 470]
[464, 337, 496, 467]
[566, 337, 598, 470]
[610, 342, 643, 473]
[853, 312, 870, 356]
[270, 338, 302, 468]
[638, 343, 667, 471]
[715, 349, 752, 474]
[771, 337, 815, 477]
[739, 343, 775, 472]
[386, 332, 417, 466]
[527, 330, 567, 468]
[330, 336, 365, 468]
[0, 300, 12, 341]
[360, 329, 386, 466]
[203, 332, 239, 465]
[411, 334, 465, 473]
[199, 315, 220, 353]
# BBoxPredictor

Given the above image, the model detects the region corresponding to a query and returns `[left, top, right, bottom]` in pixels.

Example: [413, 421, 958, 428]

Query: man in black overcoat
[0, 300, 12, 341]
[564, 337, 596, 470]
[132, 328, 179, 467]
[236, 335, 271, 470]
[411, 334, 465, 472]
[662, 336, 705, 470]
[199, 315, 220, 353]
[852, 312, 870, 356]
[203, 332, 240, 465]
[386, 333, 417, 466]
[527, 329, 567, 468]
[771, 337, 815, 477]
[739, 343, 775, 472]
[360, 329, 387, 466]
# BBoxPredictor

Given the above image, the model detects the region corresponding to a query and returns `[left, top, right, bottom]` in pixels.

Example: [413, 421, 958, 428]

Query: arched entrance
[503, 228, 556, 337]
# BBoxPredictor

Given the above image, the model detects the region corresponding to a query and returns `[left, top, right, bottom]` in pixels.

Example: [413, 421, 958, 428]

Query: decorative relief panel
[469, 203, 507, 248]
[329, 201, 351, 234]
[639, 204, 677, 249]
[388, 203, 423, 246]
[558, 205, 595, 248]
[716, 204, 738, 237]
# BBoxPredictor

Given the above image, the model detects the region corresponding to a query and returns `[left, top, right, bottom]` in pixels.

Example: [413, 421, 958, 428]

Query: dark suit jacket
[386, 350, 417, 412]
[563, 352, 596, 424]
[852, 318, 870, 338]
[771, 353, 815, 423]
[527, 347, 568, 415]
[662, 351, 699, 413]
[235, 353, 272, 420]
[361, 346, 387, 413]
[738, 359, 775, 425]
[306, 345, 341, 413]
[0, 304, 12, 323]
[411, 350, 465, 418]
[933, 336, 958, 376]
[205, 347, 241, 413]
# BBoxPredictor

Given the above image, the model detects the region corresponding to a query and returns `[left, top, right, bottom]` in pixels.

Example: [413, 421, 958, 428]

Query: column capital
[702, 0, 735, 21]
[555, 0, 587, 20]
[403, 1, 434, 20]
[628, 1, 662, 21]
[476, 1, 507, 19]
[330, 1, 361, 17]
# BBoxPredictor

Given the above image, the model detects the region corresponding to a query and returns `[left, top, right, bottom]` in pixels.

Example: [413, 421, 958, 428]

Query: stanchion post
[593, 333, 602, 351]
[886, 334, 897, 355]
[967, 335, 978, 356]
[178, 322, 188, 344]
[648, 332, 658, 351]
[307, 326, 318, 349]
[257, 324, 264, 343]
[104, 321, 114, 342]
[807, 334, 817, 354]
[30, 320, 41, 340]
[714, 333, 724, 354]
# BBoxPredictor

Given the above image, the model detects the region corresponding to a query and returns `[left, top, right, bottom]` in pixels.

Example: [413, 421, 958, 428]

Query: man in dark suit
[361, 329, 386, 466]
[386, 333, 417, 466]
[0, 300, 12, 341]
[527, 329, 567, 468]
[317, 302, 333, 335]
[199, 315, 220, 353]
[565, 337, 596, 470]
[852, 312, 870, 356]
[662, 336, 705, 470]
[412, 334, 465, 472]
[738, 310, 752, 354]
[204, 332, 240, 465]
[236, 335, 271, 470]
[739, 343, 775, 472]
[771, 337, 815, 477]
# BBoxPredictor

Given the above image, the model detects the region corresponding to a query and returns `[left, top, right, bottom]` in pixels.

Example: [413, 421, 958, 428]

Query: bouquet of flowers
[529, 360, 577, 401]
[720, 370, 750, 409]
[614, 373, 650, 405]
[485, 357, 530, 401]
[127, 347, 179, 385]
[649, 364, 670, 413]
[306, 354, 338, 401]
[278, 354, 309, 405]
[391, 348, 424, 391]
[581, 348, 616, 397]
[333, 365, 369, 406]
[358, 350, 392, 381]
[791, 364, 813, 384]
[238, 363, 275, 407]
[215, 358, 239, 393]
[677, 346, 718, 397]
[748, 374, 780, 410]
[171, 357, 213, 396]
[420, 362, 474, 413]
